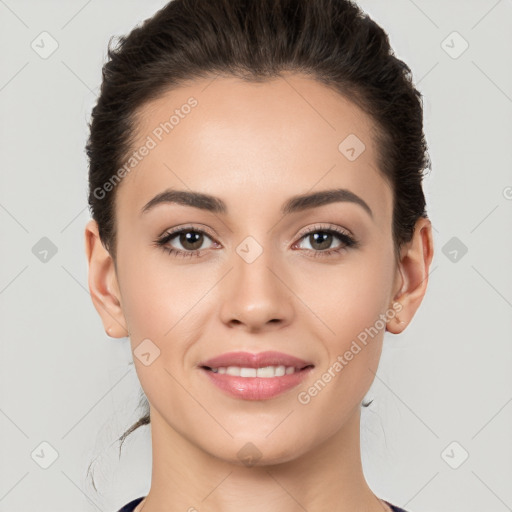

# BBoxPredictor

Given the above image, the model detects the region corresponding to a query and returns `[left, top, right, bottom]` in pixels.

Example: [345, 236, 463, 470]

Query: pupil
[311, 232, 332, 250]
[181, 231, 203, 250]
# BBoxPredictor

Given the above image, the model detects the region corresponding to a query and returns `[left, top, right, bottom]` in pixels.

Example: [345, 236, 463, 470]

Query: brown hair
[86, 0, 430, 461]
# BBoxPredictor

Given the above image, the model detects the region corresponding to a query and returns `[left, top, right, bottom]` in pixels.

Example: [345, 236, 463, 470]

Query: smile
[198, 350, 315, 400]
[207, 365, 300, 377]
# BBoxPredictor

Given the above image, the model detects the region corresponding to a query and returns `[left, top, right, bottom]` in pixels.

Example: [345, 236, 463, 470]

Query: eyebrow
[141, 187, 373, 218]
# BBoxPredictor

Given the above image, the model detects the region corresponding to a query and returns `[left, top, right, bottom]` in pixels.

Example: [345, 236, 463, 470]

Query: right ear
[84, 219, 129, 338]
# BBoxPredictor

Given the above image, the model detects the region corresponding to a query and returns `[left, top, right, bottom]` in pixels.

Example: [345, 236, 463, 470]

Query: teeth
[240, 367, 257, 377]
[274, 366, 286, 377]
[256, 366, 276, 378]
[210, 365, 298, 377]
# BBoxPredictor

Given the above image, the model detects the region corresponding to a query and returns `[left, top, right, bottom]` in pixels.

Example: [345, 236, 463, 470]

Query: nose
[219, 242, 294, 332]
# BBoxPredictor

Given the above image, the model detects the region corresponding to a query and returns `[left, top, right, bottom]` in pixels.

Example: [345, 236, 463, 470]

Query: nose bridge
[219, 233, 293, 329]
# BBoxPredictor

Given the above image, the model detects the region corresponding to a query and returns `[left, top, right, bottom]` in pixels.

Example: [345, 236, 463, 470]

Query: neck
[136, 405, 390, 512]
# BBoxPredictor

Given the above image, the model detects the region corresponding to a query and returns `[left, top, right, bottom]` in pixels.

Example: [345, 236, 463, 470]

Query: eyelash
[153, 224, 358, 259]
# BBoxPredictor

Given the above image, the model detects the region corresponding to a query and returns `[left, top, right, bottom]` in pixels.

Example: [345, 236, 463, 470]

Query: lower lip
[201, 367, 313, 400]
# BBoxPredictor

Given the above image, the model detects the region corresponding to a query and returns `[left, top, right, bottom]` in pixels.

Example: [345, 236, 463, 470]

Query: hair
[86, 0, 430, 460]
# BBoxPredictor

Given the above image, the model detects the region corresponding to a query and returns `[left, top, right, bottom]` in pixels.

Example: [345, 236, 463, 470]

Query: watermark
[442, 236, 468, 263]
[93, 96, 198, 200]
[338, 133, 366, 161]
[441, 441, 469, 469]
[236, 235, 264, 264]
[31, 441, 59, 469]
[237, 441, 263, 467]
[31, 31, 59, 59]
[440, 31, 469, 60]
[297, 302, 403, 405]
[133, 338, 161, 366]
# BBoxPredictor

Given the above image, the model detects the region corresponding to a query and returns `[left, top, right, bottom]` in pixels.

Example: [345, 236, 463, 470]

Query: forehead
[116, 72, 392, 221]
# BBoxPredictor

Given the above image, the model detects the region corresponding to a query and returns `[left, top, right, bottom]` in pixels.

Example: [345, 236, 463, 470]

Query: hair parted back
[86, 0, 430, 457]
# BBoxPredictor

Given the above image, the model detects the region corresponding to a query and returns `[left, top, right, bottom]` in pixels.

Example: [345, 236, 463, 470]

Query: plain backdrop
[0, 1, 511, 511]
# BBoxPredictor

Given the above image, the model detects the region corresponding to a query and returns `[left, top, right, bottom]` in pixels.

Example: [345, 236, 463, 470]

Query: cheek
[296, 247, 395, 399]
[300, 253, 394, 346]
[116, 244, 213, 340]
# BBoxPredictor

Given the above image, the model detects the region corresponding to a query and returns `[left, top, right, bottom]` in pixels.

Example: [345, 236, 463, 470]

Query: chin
[204, 433, 308, 468]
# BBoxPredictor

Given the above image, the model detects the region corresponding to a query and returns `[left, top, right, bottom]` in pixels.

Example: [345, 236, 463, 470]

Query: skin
[85, 72, 433, 512]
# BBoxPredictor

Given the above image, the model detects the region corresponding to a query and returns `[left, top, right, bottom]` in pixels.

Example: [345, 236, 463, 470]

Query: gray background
[0, 1, 511, 511]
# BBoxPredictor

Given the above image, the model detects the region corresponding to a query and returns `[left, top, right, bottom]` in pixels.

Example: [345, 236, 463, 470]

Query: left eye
[294, 229, 355, 252]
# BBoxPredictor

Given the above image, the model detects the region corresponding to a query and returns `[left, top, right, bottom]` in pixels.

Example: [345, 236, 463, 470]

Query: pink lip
[199, 350, 313, 369]
[198, 351, 315, 401]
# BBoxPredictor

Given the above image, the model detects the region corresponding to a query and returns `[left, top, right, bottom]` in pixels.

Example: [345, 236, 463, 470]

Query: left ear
[387, 217, 434, 334]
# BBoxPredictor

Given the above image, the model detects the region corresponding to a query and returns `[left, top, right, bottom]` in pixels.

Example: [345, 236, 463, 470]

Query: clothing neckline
[118, 496, 408, 512]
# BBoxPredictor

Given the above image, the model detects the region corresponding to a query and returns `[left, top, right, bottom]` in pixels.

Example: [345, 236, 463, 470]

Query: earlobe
[84, 219, 129, 338]
[386, 217, 434, 334]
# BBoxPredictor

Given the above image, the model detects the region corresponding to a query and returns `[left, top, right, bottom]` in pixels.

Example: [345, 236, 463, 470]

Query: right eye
[155, 227, 220, 258]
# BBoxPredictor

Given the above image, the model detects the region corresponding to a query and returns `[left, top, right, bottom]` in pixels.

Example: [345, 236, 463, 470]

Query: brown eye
[177, 230, 205, 251]
[307, 231, 335, 251]
[293, 225, 358, 258]
[157, 228, 217, 257]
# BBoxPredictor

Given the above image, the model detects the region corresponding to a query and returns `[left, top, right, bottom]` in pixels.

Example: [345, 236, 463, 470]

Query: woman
[84, 0, 434, 510]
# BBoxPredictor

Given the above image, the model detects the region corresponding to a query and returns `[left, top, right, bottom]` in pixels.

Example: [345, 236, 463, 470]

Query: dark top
[117, 496, 410, 511]
[117, 497, 144, 512]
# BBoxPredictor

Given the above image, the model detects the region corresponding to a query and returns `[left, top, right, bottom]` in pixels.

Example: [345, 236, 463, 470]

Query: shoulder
[116, 496, 145, 512]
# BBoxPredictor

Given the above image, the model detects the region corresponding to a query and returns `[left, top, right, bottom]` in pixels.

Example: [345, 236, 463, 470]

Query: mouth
[198, 351, 315, 400]
[201, 364, 313, 377]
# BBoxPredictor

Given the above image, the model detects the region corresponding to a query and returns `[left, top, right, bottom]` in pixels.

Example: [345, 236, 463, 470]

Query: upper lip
[199, 351, 314, 370]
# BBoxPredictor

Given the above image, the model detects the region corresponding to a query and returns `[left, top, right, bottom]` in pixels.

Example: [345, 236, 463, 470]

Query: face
[100, 73, 404, 464]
